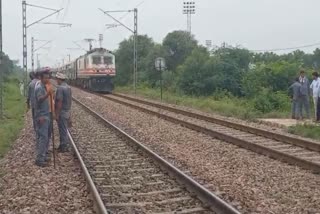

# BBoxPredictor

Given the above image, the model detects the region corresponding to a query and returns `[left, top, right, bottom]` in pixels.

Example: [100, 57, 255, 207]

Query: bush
[252, 88, 290, 113]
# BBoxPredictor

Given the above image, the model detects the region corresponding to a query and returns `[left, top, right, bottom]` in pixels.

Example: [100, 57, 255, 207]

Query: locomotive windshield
[103, 56, 113, 65]
[91, 55, 113, 65]
[92, 56, 102, 64]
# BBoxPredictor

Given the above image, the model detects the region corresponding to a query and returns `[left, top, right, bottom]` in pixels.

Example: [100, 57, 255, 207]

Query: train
[52, 48, 116, 93]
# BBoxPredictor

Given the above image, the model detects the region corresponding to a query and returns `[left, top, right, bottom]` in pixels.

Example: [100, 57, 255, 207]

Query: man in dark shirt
[34, 69, 53, 167]
[289, 77, 302, 119]
[55, 72, 72, 152]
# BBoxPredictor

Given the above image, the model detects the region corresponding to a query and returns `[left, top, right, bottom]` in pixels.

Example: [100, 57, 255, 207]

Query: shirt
[45, 83, 55, 113]
[289, 82, 301, 100]
[310, 78, 320, 98]
[27, 79, 38, 109]
[34, 81, 50, 118]
[55, 82, 72, 118]
[299, 76, 310, 96]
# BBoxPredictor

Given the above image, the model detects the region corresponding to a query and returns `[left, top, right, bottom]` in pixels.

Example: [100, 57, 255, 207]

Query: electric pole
[84, 38, 95, 51]
[31, 38, 51, 72]
[0, 0, 3, 118]
[22, 1, 68, 95]
[99, 8, 138, 94]
[36, 53, 40, 69]
[183, 1, 196, 33]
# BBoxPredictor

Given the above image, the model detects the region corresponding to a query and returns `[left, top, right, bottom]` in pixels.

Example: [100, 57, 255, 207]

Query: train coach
[52, 48, 116, 93]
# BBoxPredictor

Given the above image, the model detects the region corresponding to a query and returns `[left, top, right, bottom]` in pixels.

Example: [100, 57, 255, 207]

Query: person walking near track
[310, 72, 320, 120]
[299, 70, 311, 119]
[55, 72, 72, 153]
[34, 68, 53, 167]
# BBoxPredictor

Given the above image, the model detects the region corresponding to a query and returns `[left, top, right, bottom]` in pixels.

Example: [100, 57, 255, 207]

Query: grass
[115, 85, 290, 120]
[116, 85, 320, 141]
[0, 76, 25, 159]
[288, 124, 320, 140]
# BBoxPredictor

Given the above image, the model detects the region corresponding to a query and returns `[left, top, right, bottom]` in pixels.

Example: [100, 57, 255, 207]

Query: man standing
[299, 70, 311, 119]
[310, 72, 320, 120]
[27, 71, 39, 133]
[34, 69, 53, 167]
[289, 77, 302, 119]
[55, 72, 72, 153]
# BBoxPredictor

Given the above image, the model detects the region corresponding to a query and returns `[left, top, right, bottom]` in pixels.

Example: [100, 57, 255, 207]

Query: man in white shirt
[310, 72, 320, 120]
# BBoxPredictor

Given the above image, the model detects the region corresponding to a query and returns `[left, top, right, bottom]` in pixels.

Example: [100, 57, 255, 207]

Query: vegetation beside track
[288, 124, 320, 140]
[0, 76, 25, 158]
[115, 85, 290, 120]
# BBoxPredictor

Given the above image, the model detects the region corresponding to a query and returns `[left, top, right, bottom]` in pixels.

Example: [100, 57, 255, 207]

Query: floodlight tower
[99, 34, 103, 48]
[205, 40, 212, 50]
[183, 1, 196, 33]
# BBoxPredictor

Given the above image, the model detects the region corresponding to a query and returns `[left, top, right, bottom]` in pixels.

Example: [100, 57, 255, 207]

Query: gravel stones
[0, 112, 95, 214]
[72, 88, 320, 213]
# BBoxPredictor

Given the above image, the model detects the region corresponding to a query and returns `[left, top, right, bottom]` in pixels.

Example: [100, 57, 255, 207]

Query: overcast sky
[3, 0, 320, 67]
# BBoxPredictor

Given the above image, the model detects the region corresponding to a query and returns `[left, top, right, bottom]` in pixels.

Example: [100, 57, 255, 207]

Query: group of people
[289, 70, 320, 121]
[27, 68, 72, 167]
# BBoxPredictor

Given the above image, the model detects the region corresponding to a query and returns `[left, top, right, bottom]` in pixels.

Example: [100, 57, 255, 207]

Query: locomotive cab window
[103, 56, 113, 65]
[92, 56, 102, 64]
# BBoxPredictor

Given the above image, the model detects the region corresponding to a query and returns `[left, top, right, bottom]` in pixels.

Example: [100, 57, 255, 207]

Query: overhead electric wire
[252, 42, 320, 52]
[102, 0, 146, 32]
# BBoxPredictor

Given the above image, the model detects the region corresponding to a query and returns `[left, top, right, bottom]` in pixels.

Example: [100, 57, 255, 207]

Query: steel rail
[72, 97, 241, 214]
[102, 95, 320, 173]
[67, 130, 108, 214]
[113, 93, 320, 153]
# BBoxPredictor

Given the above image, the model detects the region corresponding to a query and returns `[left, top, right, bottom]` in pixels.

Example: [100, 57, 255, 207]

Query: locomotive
[52, 48, 116, 93]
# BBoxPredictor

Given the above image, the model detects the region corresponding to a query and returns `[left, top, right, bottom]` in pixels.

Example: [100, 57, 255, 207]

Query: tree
[114, 35, 155, 86]
[242, 61, 300, 97]
[162, 31, 198, 71]
[140, 44, 168, 87]
[177, 47, 211, 95]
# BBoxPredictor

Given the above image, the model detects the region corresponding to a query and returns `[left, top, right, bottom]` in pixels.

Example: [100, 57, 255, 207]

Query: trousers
[31, 108, 37, 133]
[313, 97, 318, 119]
[58, 115, 69, 148]
[299, 95, 310, 119]
[36, 116, 50, 163]
[291, 99, 300, 119]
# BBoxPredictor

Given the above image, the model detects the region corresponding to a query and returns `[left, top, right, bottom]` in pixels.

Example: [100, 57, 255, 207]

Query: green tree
[163, 31, 198, 71]
[114, 35, 155, 86]
[242, 61, 300, 97]
[177, 47, 212, 95]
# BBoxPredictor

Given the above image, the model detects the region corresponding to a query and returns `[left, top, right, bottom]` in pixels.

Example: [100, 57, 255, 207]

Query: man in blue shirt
[34, 69, 53, 167]
[55, 72, 72, 153]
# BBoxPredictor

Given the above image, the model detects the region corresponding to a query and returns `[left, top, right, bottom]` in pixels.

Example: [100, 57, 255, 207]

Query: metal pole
[160, 65, 163, 101]
[50, 94, 56, 169]
[36, 54, 40, 69]
[187, 13, 191, 33]
[31, 37, 34, 72]
[0, 0, 3, 118]
[22, 0, 27, 96]
[133, 8, 138, 94]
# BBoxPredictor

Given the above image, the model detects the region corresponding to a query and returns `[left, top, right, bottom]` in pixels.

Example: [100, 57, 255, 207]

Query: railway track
[69, 97, 240, 214]
[99, 93, 320, 173]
